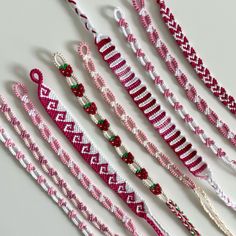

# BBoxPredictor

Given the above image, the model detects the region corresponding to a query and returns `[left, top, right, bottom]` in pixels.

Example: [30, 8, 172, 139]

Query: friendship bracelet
[0, 127, 92, 236]
[77, 41, 233, 236]
[65, 0, 236, 212]
[53, 53, 200, 236]
[0, 96, 116, 236]
[130, 0, 236, 148]
[114, 8, 236, 172]
[29, 69, 168, 236]
[12, 82, 139, 236]
[156, 0, 236, 116]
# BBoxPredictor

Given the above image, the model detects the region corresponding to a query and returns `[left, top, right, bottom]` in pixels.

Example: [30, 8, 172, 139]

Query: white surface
[0, 0, 235, 235]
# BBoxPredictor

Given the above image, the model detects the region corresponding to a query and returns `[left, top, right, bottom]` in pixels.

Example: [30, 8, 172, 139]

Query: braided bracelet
[29, 68, 168, 236]
[77, 41, 233, 236]
[156, 0, 236, 116]
[65, 0, 236, 212]
[12, 83, 139, 236]
[0, 96, 117, 236]
[114, 8, 236, 172]
[0, 127, 92, 236]
[53, 52, 200, 235]
[130, 0, 236, 148]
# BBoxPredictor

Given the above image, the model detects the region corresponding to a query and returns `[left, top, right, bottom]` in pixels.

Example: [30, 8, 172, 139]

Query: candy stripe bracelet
[53, 53, 200, 236]
[130, 0, 236, 148]
[113, 8, 236, 172]
[156, 0, 236, 116]
[29, 68, 168, 236]
[66, 0, 236, 212]
[0, 96, 116, 236]
[0, 127, 92, 236]
[77, 41, 233, 236]
[12, 83, 139, 236]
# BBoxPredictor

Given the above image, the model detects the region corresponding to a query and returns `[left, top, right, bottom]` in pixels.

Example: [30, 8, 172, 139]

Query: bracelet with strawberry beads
[53, 52, 200, 236]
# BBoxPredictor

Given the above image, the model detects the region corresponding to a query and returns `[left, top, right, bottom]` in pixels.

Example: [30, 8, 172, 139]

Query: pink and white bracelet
[0, 96, 116, 236]
[114, 8, 236, 172]
[156, 0, 236, 116]
[12, 82, 139, 236]
[77, 41, 233, 236]
[0, 127, 92, 236]
[53, 52, 200, 235]
[66, 0, 236, 212]
[29, 69, 168, 236]
[130, 0, 236, 148]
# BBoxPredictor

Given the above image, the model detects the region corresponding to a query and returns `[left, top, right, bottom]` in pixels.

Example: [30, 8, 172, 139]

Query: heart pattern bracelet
[155, 0, 236, 116]
[53, 52, 200, 235]
[12, 82, 139, 236]
[65, 0, 236, 212]
[114, 8, 236, 172]
[0, 127, 92, 236]
[0, 96, 118, 236]
[29, 68, 168, 236]
[77, 41, 233, 236]
[130, 0, 236, 148]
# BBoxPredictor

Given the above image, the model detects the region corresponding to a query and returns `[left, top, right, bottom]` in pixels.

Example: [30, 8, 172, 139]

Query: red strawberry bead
[109, 136, 121, 147]
[150, 184, 162, 195]
[71, 84, 85, 97]
[59, 64, 73, 77]
[136, 168, 148, 180]
[97, 119, 110, 131]
[84, 102, 97, 115]
[122, 152, 134, 164]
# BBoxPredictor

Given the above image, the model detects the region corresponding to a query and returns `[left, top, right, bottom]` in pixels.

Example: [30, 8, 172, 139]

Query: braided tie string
[131, 0, 236, 148]
[77, 41, 234, 236]
[12, 82, 139, 236]
[53, 52, 201, 235]
[28, 68, 168, 236]
[155, 0, 236, 116]
[113, 8, 236, 173]
[0, 96, 118, 236]
[0, 128, 93, 236]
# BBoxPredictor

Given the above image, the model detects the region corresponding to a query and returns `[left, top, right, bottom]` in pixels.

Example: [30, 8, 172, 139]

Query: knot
[136, 48, 144, 57]
[184, 114, 193, 123]
[145, 62, 154, 72]
[0, 103, 10, 113]
[47, 187, 56, 196]
[16, 151, 24, 160]
[20, 130, 30, 139]
[119, 18, 128, 28]
[217, 148, 225, 158]
[4, 139, 14, 148]
[26, 163, 35, 172]
[164, 89, 172, 98]
[206, 138, 214, 147]
[10, 117, 20, 126]
[174, 102, 183, 111]
[127, 34, 136, 43]
[194, 127, 204, 135]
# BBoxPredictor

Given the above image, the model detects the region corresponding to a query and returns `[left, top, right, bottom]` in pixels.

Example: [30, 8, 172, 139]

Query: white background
[0, 0, 235, 235]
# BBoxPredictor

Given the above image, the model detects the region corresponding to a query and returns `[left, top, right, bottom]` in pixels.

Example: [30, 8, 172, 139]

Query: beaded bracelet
[0, 127, 92, 236]
[12, 83, 139, 236]
[29, 69, 168, 236]
[77, 41, 233, 236]
[0, 96, 117, 236]
[53, 52, 200, 235]
[155, 0, 236, 116]
[130, 0, 236, 148]
[65, 0, 236, 212]
[114, 8, 236, 172]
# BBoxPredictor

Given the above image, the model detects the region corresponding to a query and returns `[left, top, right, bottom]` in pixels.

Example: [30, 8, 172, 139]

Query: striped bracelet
[77, 41, 233, 236]
[53, 52, 200, 235]
[12, 82, 139, 236]
[29, 68, 168, 236]
[0, 127, 92, 236]
[130, 0, 236, 148]
[113, 8, 236, 172]
[65, 0, 236, 212]
[156, 0, 236, 116]
[0, 96, 117, 236]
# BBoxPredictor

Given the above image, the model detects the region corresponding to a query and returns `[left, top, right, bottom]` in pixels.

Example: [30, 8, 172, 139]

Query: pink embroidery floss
[0, 127, 93, 236]
[76, 41, 233, 236]
[29, 68, 168, 236]
[156, 0, 236, 116]
[130, 0, 236, 148]
[12, 82, 139, 236]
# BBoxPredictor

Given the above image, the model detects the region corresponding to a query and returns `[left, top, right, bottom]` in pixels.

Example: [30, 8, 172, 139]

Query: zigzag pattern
[32, 78, 165, 236]
[158, 0, 236, 115]
[95, 36, 209, 179]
